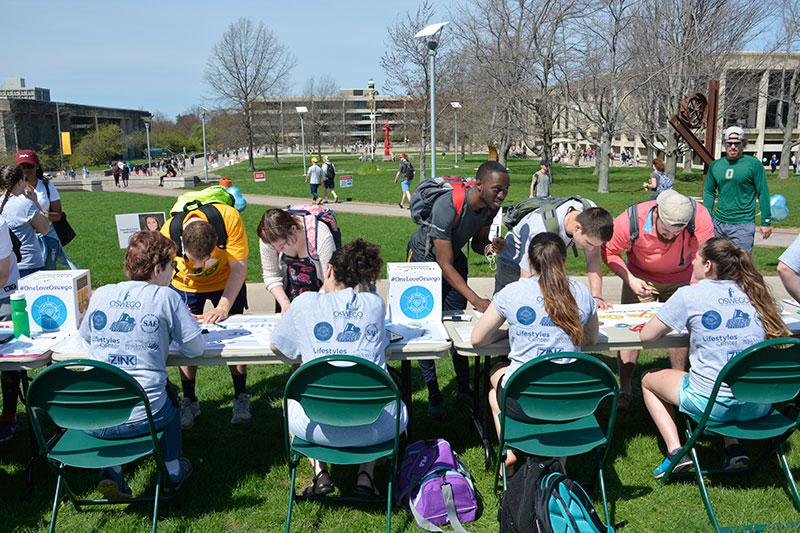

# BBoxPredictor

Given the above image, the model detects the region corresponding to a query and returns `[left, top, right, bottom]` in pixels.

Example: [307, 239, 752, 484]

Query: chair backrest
[503, 353, 618, 422]
[284, 355, 400, 427]
[26, 359, 148, 431]
[719, 338, 800, 405]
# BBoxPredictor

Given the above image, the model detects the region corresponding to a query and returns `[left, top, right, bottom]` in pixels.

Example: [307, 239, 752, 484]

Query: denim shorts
[401, 179, 411, 192]
[678, 373, 771, 422]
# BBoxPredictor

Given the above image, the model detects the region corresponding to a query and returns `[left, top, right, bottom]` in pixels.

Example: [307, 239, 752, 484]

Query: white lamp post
[415, 21, 449, 179]
[198, 105, 210, 183]
[366, 79, 379, 162]
[450, 102, 461, 168]
[144, 119, 152, 177]
[296, 106, 308, 175]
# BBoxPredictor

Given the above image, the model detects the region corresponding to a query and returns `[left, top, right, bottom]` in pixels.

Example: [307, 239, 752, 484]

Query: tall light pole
[296, 106, 308, 175]
[144, 119, 152, 177]
[366, 79, 378, 162]
[415, 22, 449, 179]
[450, 102, 461, 168]
[198, 105, 210, 183]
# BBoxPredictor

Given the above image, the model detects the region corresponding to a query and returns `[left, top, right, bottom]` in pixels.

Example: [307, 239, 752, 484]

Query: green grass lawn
[1, 161, 798, 531]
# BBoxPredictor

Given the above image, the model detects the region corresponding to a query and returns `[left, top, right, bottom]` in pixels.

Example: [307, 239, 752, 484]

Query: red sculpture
[383, 119, 392, 157]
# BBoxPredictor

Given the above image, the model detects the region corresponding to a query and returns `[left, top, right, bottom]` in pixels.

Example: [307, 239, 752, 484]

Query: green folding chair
[658, 337, 800, 532]
[283, 355, 402, 533]
[494, 352, 618, 525]
[26, 359, 178, 533]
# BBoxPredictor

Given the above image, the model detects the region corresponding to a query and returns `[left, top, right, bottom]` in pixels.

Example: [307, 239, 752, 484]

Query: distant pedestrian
[82, 166, 89, 179]
[530, 162, 550, 198]
[393, 153, 414, 208]
[770, 153, 779, 173]
[121, 162, 130, 188]
[321, 156, 340, 204]
[643, 158, 673, 200]
[305, 157, 323, 205]
[112, 163, 121, 188]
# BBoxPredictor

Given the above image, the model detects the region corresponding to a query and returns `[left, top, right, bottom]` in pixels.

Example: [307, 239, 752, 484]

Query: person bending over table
[639, 237, 789, 479]
[270, 238, 408, 498]
[79, 231, 203, 499]
[257, 208, 335, 315]
[471, 232, 598, 477]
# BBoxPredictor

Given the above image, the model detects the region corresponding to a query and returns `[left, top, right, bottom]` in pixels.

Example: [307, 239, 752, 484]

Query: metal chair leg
[49, 470, 63, 533]
[689, 447, 722, 533]
[285, 464, 297, 533]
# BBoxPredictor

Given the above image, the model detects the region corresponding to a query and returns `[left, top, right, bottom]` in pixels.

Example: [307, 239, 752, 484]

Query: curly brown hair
[124, 231, 177, 281]
[329, 238, 382, 288]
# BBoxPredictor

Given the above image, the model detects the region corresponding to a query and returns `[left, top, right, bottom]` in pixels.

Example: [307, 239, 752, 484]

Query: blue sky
[2, 0, 444, 119]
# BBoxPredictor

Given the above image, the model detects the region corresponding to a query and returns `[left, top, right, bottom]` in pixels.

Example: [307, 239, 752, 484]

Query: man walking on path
[703, 126, 772, 253]
[602, 190, 715, 411]
[305, 157, 323, 205]
[321, 156, 340, 204]
[530, 162, 550, 198]
[394, 153, 415, 208]
[406, 161, 509, 418]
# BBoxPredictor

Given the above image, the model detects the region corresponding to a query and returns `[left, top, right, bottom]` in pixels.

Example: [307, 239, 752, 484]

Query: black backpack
[402, 161, 415, 179]
[168, 204, 228, 258]
[499, 457, 563, 532]
[325, 162, 335, 180]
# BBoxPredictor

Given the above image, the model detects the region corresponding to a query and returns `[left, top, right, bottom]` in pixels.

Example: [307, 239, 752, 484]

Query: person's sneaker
[98, 468, 133, 500]
[180, 398, 200, 430]
[654, 451, 693, 479]
[0, 420, 20, 443]
[168, 458, 193, 492]
[427, 392, 446, 420]
[323, 199, 329, 204]
[722, 443, 750, 470]
[398, 203, 404, 209]
[231, 393, 252, 424]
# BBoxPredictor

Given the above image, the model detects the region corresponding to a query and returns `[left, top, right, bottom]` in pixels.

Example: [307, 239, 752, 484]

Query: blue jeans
[87, 399, 182, 462]
[407, 245, 471, 388]
[310, 183, 320, 200]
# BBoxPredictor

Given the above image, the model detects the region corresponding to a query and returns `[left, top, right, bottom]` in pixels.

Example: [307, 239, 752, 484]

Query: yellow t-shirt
[161, 203, 249, 293]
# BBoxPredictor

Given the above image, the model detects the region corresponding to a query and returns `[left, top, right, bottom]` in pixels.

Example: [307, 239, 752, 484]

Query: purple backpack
[394, 439, 478, 532]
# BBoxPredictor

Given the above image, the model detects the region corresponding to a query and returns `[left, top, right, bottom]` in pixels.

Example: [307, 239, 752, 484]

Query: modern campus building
[254, 81, 411, 148]
[548, 52, 800, 167]
[0, 78, 151, 161]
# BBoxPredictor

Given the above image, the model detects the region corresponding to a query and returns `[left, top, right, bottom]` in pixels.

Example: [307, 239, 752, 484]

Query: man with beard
[602, 190, 714, 411]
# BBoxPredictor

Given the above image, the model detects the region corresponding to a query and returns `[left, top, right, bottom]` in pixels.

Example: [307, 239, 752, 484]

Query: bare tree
[773, 0, 800, 179]
[205, 18, 295, 171]
[303, 74, 339, 160]
[628, 0, 764, 178]
[381, 0, 452, 178]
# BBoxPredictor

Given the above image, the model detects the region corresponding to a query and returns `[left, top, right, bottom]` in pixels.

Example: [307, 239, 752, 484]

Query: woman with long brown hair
[471, 232, 599, 475]
[641, 237, 789, 479]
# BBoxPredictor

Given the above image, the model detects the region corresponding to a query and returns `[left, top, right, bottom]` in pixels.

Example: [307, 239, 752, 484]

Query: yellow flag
[61, 132, 71, 155]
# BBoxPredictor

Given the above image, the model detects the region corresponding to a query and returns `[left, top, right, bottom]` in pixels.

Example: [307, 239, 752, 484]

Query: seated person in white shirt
[80, 231, 204, 499]
[271, 238, 408, 499]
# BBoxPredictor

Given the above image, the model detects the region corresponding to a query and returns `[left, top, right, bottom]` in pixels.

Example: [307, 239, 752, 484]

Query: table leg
[468, 357, 492, 471]
[482, 356, 492, 470]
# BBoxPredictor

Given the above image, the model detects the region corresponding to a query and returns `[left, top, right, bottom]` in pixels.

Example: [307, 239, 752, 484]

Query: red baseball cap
[401, 153, 408, 159]
[16, 150, 39, 166]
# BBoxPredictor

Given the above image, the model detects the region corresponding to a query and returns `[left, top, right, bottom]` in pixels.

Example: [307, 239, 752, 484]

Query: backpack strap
[626, 203, 640, 251]
[408, 480, 470, 533]
[168, 204, 228, 257]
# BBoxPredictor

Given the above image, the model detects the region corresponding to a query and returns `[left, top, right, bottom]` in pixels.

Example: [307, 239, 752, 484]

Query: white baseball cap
[724, 126, 745, 141]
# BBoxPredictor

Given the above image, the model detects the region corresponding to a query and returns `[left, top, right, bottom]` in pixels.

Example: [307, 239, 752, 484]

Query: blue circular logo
[314, 321, 333, 341]
[364, 323, 379, 342]
[31, 295, 68, 330]
[400, 286, 435, 320]
[92, 310, 107, 330]
[516, 306, 536, 325]
[702, 310, 722, 330]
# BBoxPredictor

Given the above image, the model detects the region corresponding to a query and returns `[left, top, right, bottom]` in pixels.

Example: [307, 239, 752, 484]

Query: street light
[450, 102, 461, 168]
[415, 21, 449, 179]
[366, 79, 378, 162]
[198, 105, 210, 183]
[296, 106, 308, 175]
[143, 118, 152, 177]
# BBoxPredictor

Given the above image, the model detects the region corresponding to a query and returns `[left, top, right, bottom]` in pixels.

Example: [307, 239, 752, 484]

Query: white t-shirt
[0, 219, 19, 298]
[271, 288, 389, 369]
[779, 234, 800, 274]
[79, 281, 202, 422]
[307, 164, 323, 185]
[32, 179, 59, 213]
[499, 198, 596, 274]
[656, 279, 766, 397]
[493, 276, 596, 384]
[2, 195, 43, 270]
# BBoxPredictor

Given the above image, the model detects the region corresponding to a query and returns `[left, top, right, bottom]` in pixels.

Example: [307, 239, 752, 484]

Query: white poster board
[339, 175, 353, 188]
[115, 212, 167, 248]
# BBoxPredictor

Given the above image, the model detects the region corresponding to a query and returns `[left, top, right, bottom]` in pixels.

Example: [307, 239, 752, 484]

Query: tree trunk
[597, 134, 611, 193]
[246, 108, 256, 172]
[498, 138, 511, 168]
[665, 132, 679, 179]
[542, 129, 555, 183]
[683, 150, 693, 173]
[272, 140, 279, 164]
[646, 142, 655, 167]
[593, 152, 600, 175]
[779, 70, 799, 179]
[419, 135, 427, 179]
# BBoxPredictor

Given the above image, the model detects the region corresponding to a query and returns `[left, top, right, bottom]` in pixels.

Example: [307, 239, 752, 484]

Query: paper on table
[386, 321, 448, 344]
[0, 334, 63, 357]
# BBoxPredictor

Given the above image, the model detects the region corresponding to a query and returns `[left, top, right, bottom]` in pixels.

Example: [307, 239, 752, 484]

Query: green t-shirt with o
[703, 154, 771, 226]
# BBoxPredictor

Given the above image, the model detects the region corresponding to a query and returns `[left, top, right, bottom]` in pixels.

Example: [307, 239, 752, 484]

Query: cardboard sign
[254, 171, 266, 182]
[387, 262, 442, 324]
[339, 175, 353, 188]
[115, 212, 167, 248]
[18, 270, 91, 334]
